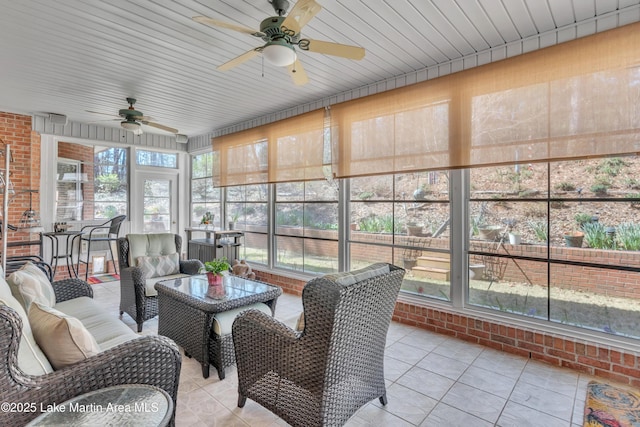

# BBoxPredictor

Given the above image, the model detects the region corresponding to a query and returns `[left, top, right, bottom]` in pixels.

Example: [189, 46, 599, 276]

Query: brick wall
[253, 267, 640, 387]
[0, 112, 41, 258]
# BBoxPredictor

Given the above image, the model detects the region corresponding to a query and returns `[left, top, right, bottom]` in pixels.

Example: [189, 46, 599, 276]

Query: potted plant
[563, 230, 584, 248]
[504, 218, 520, 244]
[508, 232, 521, 245]
[228, 211, 239, 230]
[200, 211, 214, 229]
[406, 222, 423, 236]
[200, 257, 230, 285]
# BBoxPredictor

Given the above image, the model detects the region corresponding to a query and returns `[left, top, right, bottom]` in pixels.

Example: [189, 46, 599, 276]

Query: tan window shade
[213, 127, 268, 187]
[270, 110, 326, 183]
[212, 110, 325, 187]
[331, 22, 640, 178]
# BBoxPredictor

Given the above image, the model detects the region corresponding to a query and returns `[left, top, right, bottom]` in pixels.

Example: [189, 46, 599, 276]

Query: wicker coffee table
[155, 274, 281, 379]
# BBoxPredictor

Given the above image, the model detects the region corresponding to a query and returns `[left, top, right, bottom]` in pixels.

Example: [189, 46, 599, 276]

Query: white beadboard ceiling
[0, 0, 639, 140]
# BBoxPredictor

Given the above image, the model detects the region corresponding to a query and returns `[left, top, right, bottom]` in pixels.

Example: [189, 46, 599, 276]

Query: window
[227, 184, 268, 265]
[191, 152, 220, 228]
[275, 180, 339, 274]
[136, 150, 177, 168]
[56, 143, 128, 221]
[467, 157, 640, 339]
[349, 171, 451, 300]
[93, 147, 128, 219]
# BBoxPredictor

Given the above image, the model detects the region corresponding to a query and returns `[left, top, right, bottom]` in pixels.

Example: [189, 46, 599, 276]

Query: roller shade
[212, 109, 325, 187]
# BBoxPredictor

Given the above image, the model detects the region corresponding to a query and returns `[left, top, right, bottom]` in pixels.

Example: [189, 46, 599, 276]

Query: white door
[137, 172, 178, 234]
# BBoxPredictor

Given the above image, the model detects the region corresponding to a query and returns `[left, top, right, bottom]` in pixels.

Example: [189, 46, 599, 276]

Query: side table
[41, 231, 83, 280]
[26, 384, 173, 426]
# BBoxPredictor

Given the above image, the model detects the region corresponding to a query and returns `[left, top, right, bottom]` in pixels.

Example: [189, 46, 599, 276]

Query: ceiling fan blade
[142, 121, 178, 134]
[304, 39, 365, 60]
[287, 60, 309, 86]
[218, 49, 261, 71]
[282, 0, 321, 33]
[193, 16, 265, 38]
[133, 115, 153, 121]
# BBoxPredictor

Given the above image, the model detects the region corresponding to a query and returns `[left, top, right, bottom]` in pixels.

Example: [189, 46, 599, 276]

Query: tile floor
[93, 280, 592, 426]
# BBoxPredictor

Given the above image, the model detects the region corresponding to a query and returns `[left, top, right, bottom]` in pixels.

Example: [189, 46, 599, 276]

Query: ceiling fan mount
[268, 0, 290, 17]
[193, 0, 365, 86]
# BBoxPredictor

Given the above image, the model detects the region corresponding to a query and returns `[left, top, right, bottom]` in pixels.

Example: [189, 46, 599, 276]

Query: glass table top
[26, 384, 172, 426]
[159, 274, 279, 303]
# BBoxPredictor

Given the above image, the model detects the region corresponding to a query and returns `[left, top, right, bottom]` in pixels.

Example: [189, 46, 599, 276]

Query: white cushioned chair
[118, 233, 203, 332]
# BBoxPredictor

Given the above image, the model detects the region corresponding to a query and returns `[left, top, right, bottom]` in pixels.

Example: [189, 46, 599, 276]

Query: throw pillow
[136, 253, 180, 279]
[28, 302, 100, 370]
[7, 262, 56, 311]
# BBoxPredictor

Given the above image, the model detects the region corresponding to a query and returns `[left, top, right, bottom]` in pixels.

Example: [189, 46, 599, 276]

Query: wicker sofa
[233, 262, 405, 427]
[0, 264, 181, 426]
[118, 233, 204, 332]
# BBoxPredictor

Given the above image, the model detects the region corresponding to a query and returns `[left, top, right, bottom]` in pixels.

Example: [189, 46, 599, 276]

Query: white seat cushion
[213, 302, 271, 336]
[54, 297, 137, 350]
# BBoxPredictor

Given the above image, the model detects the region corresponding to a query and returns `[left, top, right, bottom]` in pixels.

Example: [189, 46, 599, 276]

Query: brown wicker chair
[232, 263, 405, 427]
[118, 233, 204, 332]
[0, 275, 181, 426]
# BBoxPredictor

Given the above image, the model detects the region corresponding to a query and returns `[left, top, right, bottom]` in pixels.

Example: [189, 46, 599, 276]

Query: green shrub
[597, 157, 628, 176]
[616, 223, 640, 251]
[358, 191, 375, 200]
[96, 173, 122, 193]
[528, 220, 548, 242]
[590, 183, 609, 195]
[359, 215, 402, 233]
[102, 205, 118, 219]
[583, 222, 615, 249]
[555, 182, 576, 191]
[624, 177, 640, 190]
[574, 213, 593, 228]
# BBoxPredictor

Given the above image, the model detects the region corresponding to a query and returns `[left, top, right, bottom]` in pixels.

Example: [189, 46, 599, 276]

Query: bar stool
[73, 215, 126, 280]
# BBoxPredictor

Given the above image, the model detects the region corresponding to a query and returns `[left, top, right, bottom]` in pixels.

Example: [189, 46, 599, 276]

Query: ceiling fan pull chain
[262, 55, 265, 78]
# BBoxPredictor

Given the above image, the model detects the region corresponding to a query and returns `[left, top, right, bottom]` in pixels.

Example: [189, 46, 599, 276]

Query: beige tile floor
[93, 280, 591, 426]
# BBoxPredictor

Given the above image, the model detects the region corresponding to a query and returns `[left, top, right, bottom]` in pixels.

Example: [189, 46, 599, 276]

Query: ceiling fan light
[121, 120, 143, 135]
[263, 41, 296, 67]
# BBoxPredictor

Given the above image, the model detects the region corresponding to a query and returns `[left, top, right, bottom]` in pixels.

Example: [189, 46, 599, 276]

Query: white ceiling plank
[0, 0, 637, 138]
[477, 0, 522, 42]
[454, 0, 505, 47]
[503, 0, 538, 37]
[547, 0, 577, 27]
[523, 0, 556, 32]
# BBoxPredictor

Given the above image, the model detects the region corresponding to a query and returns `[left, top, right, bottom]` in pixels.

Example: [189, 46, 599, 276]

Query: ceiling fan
[193, 0, 365, 85]
[87, 98, 179, 136]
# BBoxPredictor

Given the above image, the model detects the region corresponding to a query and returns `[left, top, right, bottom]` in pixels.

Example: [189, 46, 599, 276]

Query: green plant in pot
[201, 257, 230, 285]
[563, 230, 584, 248]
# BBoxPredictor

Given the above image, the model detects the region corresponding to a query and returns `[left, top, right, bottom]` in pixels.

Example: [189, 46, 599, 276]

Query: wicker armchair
[232, 263, 405, 427]
[0, 276, 181, 426]
[118, 233, 204, 332]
